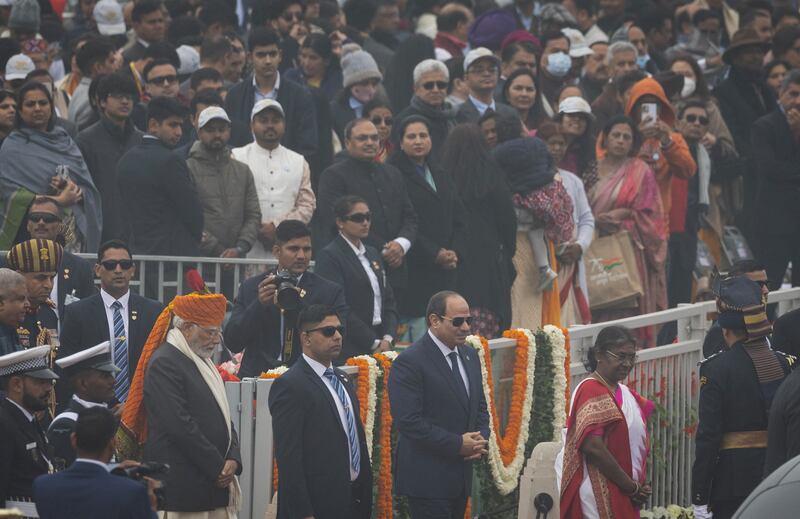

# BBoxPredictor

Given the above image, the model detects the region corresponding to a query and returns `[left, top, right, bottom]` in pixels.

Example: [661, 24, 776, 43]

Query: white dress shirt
[468, 95, 496, 116]
[74, 458, 110, 472]
[101, 289, 130, 345]
[429, 330, 469, 397]
[341, 234, 382, 326]
[303, 353, 359, 481]
[254, 71, 280, 102]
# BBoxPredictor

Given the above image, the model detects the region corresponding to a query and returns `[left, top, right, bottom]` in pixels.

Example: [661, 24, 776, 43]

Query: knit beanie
[9, 0, 40, 32]
[341, 49, 382, 88]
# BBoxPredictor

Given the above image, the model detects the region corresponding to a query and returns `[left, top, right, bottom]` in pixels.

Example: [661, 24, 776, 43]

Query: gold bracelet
[625, 482, 640, 496]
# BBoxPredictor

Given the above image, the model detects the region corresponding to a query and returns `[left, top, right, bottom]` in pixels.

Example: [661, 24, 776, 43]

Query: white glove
[693, 504, 713, 519]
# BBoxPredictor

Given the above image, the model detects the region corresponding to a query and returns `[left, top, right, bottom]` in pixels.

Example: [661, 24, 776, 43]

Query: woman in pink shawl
[588, 115, 667, 343]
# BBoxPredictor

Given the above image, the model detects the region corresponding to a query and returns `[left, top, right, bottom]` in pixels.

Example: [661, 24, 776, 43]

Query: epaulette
[776, 350, 798, 369]
[698, 349, 725, 368]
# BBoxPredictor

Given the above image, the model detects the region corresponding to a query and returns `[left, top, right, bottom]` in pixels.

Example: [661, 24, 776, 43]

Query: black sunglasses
[438, 315, 473, 327]
[101, 260, 134, 271]
[344, 212, 371, 223]
[28, 212, 60, 224]
[685, 114, 709, 125]
[370, 116, 393, 126]
[422, 81, 448, 91]
[305, 325, 344, 337]
[148, 74, 177, 85]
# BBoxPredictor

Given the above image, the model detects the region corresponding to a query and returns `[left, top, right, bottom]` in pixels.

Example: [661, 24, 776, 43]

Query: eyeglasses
[422, 81, 448, 91]
[28, 212, 60, 224]
[101, 260, 134, 271]
[344, 212, 371, 223]
[305, 325, 345, 337]
[605, 350, 637, 363]
[194, 324, 223, 336]
[469, 65, 498, 75]
[148, 74, 178, 86]
[370, 116, 393, 126]
[438, 315, 473, 327]
[107, 92, 134, 101]
[282, 11, 303, 22]
[684, 114, 709, 125]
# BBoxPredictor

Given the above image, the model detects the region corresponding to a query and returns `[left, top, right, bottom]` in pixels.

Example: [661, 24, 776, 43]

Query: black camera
[113, 461, 170, 479]
[271, 272, 301, 310]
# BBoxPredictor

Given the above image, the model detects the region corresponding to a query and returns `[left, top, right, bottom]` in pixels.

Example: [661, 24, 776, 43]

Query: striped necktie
[111, 301, 129, 402]
[323, 368, 360, 477]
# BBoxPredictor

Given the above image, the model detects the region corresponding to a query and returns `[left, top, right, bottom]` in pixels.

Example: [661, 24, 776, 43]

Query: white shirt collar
[428, 329, 458, 356]
[303, 353, 332, 376]
[468, 94, 496, 115]
[100, 289, 130, 309]
[72, 394, 108, 409]
[74, 458, 111, 472]
[253, 72, 280, 95]
[340, 233, 366, 256]
[6, 397, 34, 422]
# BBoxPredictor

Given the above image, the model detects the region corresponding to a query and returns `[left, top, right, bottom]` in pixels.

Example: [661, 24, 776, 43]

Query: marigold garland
[372, 351, 397, 519]
[345, 355, 380, 459]
[562, 327, 572, 415]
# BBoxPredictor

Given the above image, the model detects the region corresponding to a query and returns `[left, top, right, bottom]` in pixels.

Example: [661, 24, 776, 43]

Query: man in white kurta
[231, 99, 316, 263]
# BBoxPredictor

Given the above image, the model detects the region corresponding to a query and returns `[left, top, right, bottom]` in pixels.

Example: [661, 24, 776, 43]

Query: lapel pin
[131, 310, 138, 321]
[63, 268, 70, 280]
[299, 289, 307, 298]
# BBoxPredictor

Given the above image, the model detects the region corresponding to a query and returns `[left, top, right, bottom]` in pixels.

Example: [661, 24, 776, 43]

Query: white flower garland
[543, 325, 568, 441]
[466, 329, 537, 495]
[263, 365, 289, 377]
[349, 355, 381, 460]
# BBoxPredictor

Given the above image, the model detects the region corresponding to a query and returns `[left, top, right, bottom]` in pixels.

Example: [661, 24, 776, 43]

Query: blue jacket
[33, 460, 156, 519]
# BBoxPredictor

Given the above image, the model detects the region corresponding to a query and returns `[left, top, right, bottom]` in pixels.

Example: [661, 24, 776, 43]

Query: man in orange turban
[120, 292, 241, 518]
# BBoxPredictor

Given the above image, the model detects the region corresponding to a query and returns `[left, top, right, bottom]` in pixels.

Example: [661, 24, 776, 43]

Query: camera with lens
[111, 461, 169, 509]
[270, 271, 301, 310]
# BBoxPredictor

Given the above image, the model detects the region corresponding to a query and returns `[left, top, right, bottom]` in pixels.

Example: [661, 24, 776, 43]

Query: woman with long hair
[502, 68, 547, 133]
[284, 32, 343, 100]
[0, 81, 101, 251]
[589, 115, 667, 330]
[560, 325, 654, 518]
[557, 96, 597, 182]
[441, 123, 516, 337]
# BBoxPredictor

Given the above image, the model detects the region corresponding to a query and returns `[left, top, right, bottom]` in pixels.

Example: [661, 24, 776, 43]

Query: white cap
[463, 47, 500, 73]
[561, 28, 594, 58]
[56, 341, 120, 374]
[5, 53, 34, 81]
[0, 345, 58, 379]
[93, 0, 125, 36]
[176, 45, 200, 76]
[0, 0, 13, 7]
[585, 31, 610, 48]
[198, 106, 231, 129]
[558, 96, 595, 120]
[251, 98, 284, 121]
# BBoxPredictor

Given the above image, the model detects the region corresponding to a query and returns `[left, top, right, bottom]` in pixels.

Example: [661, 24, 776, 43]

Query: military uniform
[17, 302, 59, 351]
[692, 274, 795, 519]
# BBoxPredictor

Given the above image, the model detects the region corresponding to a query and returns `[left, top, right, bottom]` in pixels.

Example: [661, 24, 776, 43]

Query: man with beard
[0, 269, 29, 357]
[0, 345, 59, 513]
[232, 100, 315, 262]
[186, 107, 261, 265]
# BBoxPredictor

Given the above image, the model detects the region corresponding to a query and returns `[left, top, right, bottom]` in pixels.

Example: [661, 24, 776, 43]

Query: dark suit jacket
[33, 461, 157, 519]
[116, 137, 204, 256]
[314, 235, 398, 357]
[143, 342, 242, 512]
[772, 308, 800, 357]
[317, 154, 418, 290]
[388, 332, 490, 499]
[225, 74, 318, 157]
[268, 356, 372, 519]
[454, 97, 518, 124]
[57, 252, 96, 319]
[225, 271, 349, 376]
[751, 109, 800, 235]
[0, 399, 52, 503]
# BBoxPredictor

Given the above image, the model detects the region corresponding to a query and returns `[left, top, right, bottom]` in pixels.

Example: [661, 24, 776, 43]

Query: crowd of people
[0, 0, 798, 516]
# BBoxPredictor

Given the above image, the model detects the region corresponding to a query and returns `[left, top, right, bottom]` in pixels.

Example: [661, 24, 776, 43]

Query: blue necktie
[112, 301, 129, 402]
[323, 368, 361, 477]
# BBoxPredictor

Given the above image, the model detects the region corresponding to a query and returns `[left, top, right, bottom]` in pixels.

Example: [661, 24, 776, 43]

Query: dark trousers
[711, 497, 744, 519]
[408, 492, 467, 519]
[759, 231, 800, 292]
[667, 231, 697, 308]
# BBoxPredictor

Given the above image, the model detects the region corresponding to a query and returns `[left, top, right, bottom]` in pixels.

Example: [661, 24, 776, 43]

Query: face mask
[351, 83, 377, 104]
[637, 54, 650, 69]
[681, 77, 696, 98]
[546, 52, 572, 78]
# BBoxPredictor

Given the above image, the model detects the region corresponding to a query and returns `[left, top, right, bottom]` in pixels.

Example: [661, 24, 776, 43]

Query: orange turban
[117, 292, 228, 459]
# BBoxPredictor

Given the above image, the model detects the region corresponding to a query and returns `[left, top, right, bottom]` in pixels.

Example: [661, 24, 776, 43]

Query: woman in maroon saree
[588, 116, 668, 342]
[560, 326, 655, 519]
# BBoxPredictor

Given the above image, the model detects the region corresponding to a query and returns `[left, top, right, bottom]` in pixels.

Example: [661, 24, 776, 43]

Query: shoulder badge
[700, 375, 708, 386]
[775, 350, 798, 369]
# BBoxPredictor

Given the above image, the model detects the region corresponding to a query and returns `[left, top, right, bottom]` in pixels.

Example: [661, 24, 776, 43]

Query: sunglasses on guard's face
[101, 260, 134, 270]
[344, 212, 371, 223]
[305, 325, 345, 337]
[438, 315, 473, 327]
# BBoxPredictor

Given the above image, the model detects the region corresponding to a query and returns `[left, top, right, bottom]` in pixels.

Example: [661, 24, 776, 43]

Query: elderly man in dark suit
[316, 119, 418, 293]
[225, 220, 349, 376]
[34, 407, 157, 519]
[315, 195, 398, 359]
[268, 304, 372, 519]
[58, 240, 163, 410]
[389, 291, 490, 518]
[142, 292, 242, 517]
[752, 69, 800, 293]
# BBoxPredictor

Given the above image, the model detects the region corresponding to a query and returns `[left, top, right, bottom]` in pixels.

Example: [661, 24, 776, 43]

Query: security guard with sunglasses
[57, 240, 163, 412]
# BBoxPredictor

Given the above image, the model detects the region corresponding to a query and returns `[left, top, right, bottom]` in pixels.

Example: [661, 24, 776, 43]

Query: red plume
[185, 269, 208, 294]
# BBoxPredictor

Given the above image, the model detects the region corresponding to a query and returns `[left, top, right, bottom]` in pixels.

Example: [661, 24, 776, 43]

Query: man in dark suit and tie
[34, 406, 157, 519]
[225, 220, 349, 377]
[268, 304, 372, 519]
[455, 48, 519, 124]
[58, 240, 163, 409]
[389, 290, 490, 518]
